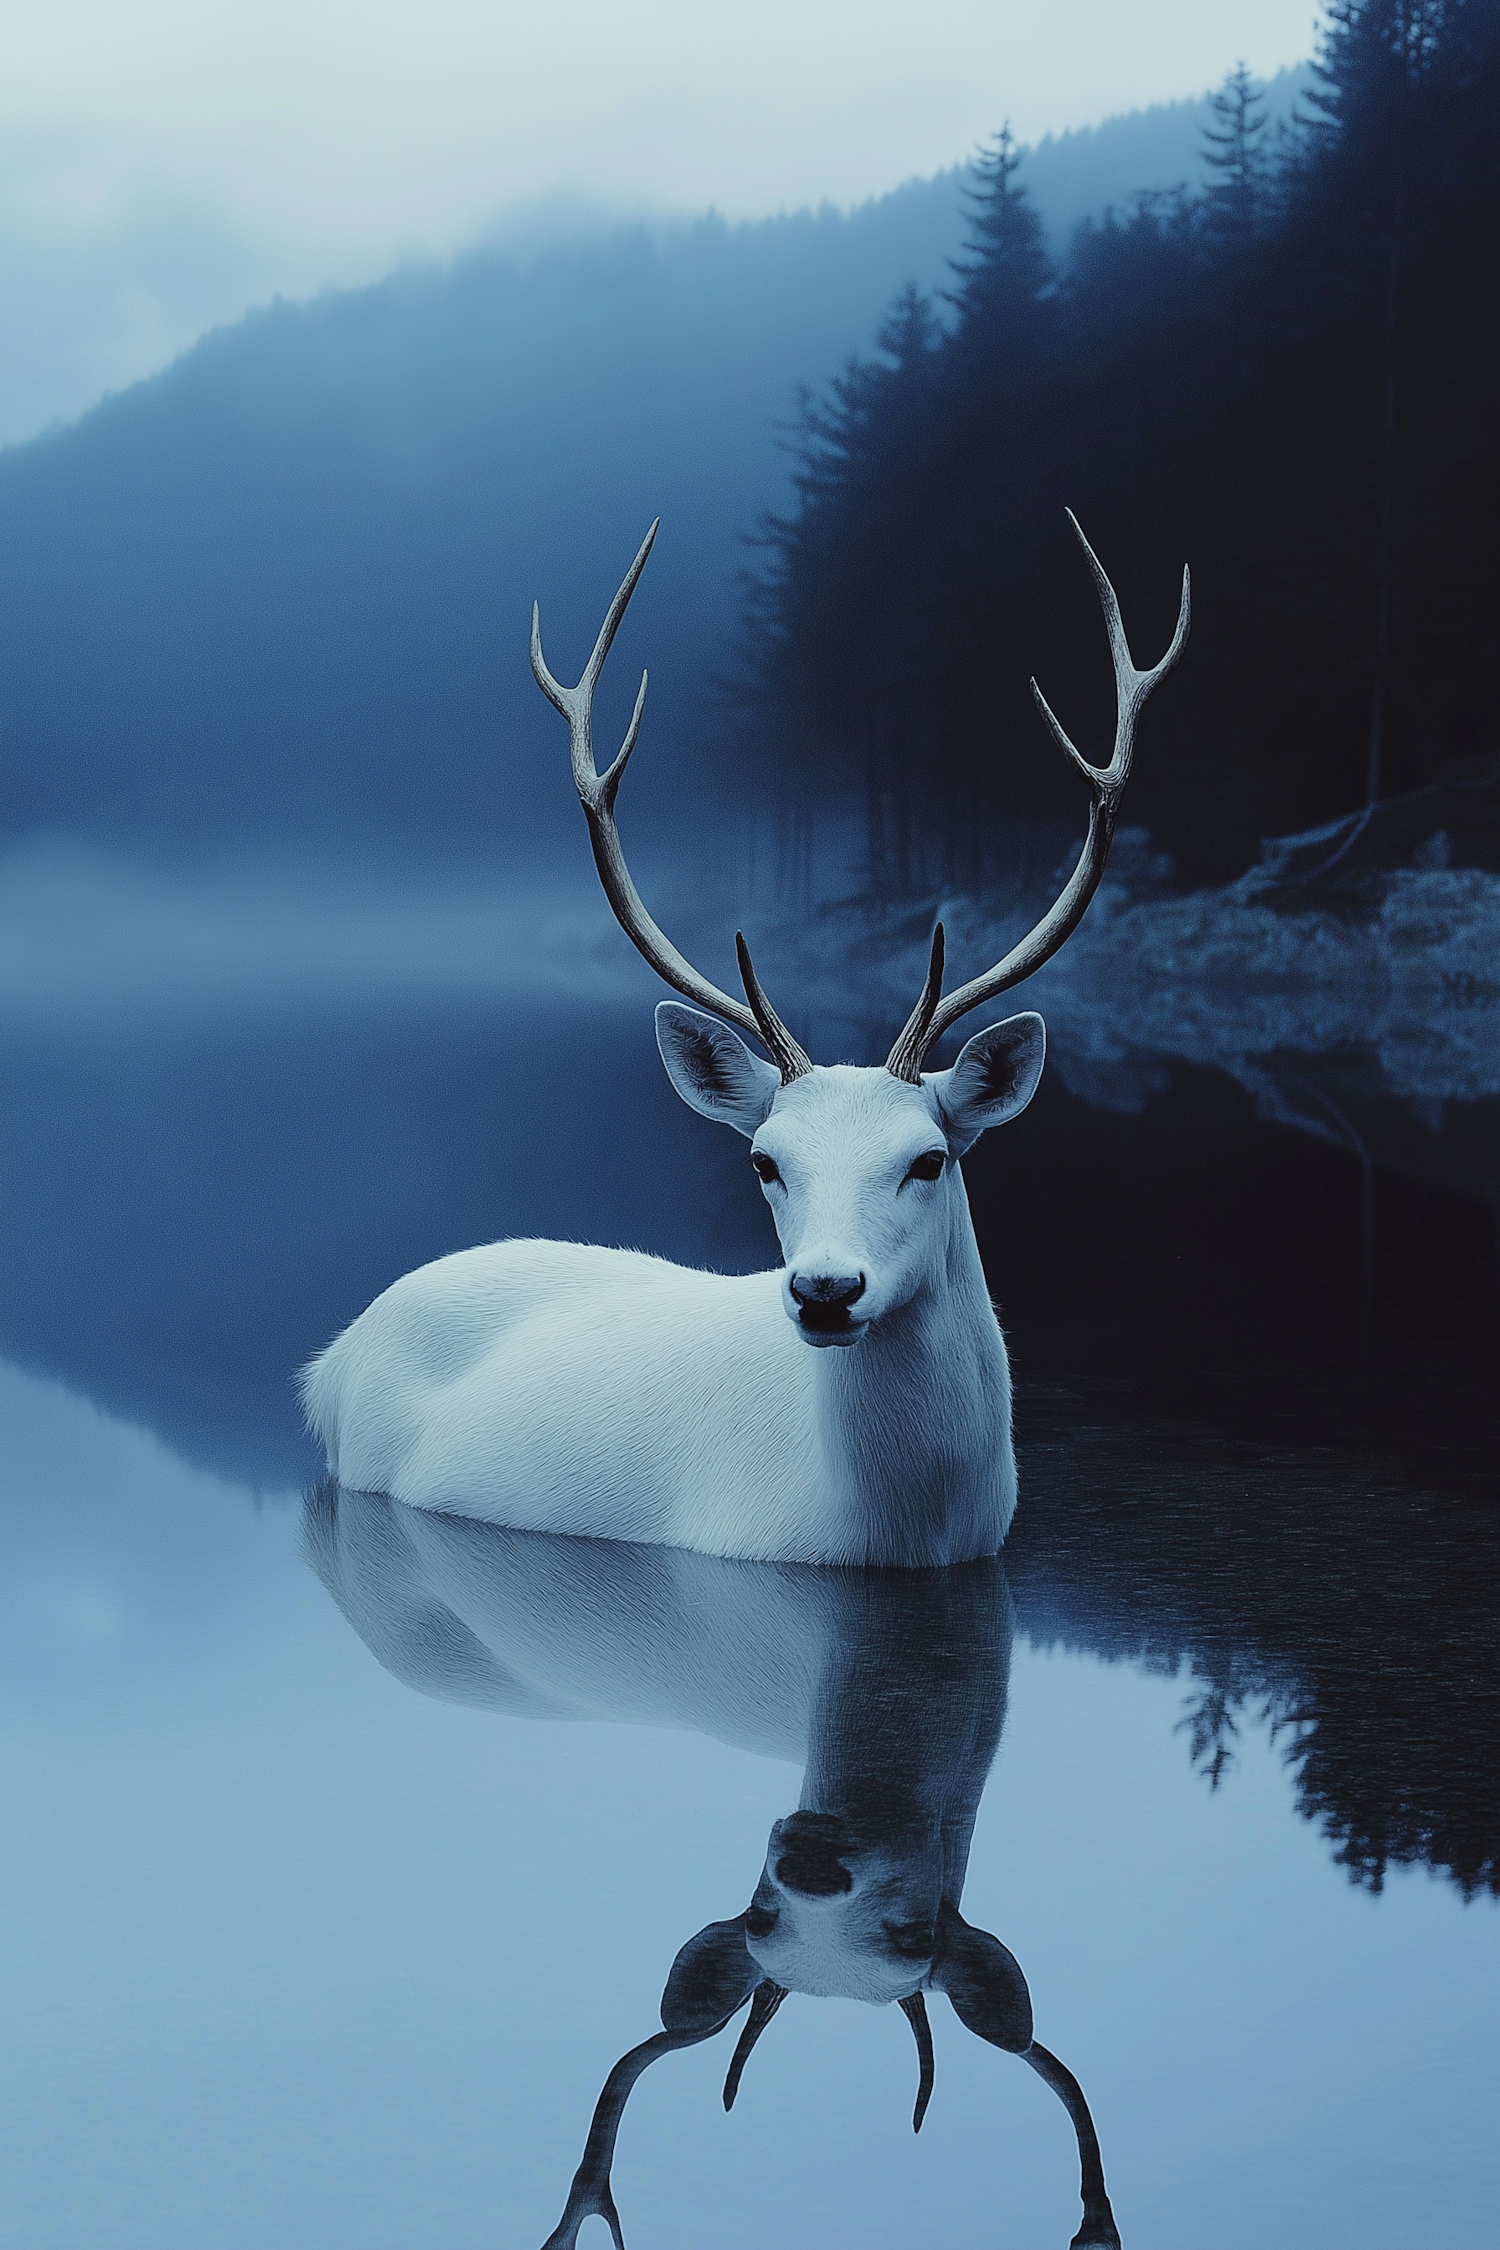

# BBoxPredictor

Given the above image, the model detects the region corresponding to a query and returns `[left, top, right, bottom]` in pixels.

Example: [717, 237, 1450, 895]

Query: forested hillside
[0, 199, 967, 860]
[0, 76, 1311, 866]
[738, 0, 1500, 886]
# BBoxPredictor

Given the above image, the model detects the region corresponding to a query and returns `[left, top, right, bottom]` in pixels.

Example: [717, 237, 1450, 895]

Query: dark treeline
[738, 0, 1500, 888]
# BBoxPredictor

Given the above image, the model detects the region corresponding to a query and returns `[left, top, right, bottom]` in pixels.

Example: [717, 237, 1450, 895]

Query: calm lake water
[2, 954, 1497, 2248]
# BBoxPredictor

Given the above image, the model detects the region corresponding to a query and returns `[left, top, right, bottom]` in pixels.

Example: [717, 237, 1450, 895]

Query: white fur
[300, 1006, 1045, 1567]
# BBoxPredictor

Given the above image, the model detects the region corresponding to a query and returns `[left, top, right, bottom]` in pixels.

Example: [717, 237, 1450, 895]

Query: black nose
[789, 1272, 865, 1307]
[774, 1837, 854, 1896]
[790, 1272, 866, 1332]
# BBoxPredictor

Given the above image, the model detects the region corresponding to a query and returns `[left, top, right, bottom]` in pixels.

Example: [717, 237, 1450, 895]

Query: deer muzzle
[766, 1811, 858, 1898]
[787, 1269, 867, 1345]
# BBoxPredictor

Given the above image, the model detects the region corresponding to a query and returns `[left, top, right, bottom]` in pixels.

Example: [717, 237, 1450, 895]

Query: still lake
[2, 885, 1496, 2248]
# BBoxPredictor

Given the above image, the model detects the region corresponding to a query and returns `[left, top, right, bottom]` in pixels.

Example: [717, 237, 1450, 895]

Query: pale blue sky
[0, 0, 1322, 440]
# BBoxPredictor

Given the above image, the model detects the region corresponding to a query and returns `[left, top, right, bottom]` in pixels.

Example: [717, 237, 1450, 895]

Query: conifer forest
[737, 0, 1500, 889]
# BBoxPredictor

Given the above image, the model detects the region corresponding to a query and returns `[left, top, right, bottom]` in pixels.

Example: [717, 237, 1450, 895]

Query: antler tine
[736, 935, 813, 1081]
[531, 525, 812, 1084]
[886, 922, 945, 1085]
[530, 520, 658, 741]
[889, 513, 1190, 1075]
[1056, 507, 1192, 787]
[721, 1978, 789, 2111]
[899, 1992, 936, 2132]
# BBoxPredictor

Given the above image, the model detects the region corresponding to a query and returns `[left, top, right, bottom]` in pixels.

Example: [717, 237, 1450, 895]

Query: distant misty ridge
[0, 63, 1312, 882]
[0, 68, 1312, 450]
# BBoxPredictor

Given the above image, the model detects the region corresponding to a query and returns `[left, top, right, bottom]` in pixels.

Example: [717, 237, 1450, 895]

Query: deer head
[532, 518, 1188, 1350]
[542, 1903, 1121, 2250]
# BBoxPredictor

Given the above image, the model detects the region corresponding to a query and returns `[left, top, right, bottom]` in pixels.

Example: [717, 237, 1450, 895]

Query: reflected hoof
[1071, 2215, 1122, 2250]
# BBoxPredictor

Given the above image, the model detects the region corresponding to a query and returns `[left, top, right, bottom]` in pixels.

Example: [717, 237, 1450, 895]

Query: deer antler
[540, 2015, 741, 2250]
[886, 513, 1190, 1083]
[722, 1978, 788, 2111]
[899, 1992, 936, 2132]
[1022, 2041, 1122, 2250]
[531, 523, 812, 1083]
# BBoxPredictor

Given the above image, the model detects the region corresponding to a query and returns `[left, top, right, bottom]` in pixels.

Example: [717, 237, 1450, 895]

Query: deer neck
[797, 1557, 1012, 1886]
[808, 1176, 1010, 1562]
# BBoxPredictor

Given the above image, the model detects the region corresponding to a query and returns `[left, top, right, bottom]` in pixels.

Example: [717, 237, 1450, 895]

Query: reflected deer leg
[1022, 2041, 1122, 2250]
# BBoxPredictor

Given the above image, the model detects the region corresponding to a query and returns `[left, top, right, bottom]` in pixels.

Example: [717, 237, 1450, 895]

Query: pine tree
[946, 127, 1053, 333]
[1306, 2, 1450, 809]
[1201, 62, 1272, 241]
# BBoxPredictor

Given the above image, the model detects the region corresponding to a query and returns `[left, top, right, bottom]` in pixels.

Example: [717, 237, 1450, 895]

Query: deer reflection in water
[305, 1484, 1122, 2248]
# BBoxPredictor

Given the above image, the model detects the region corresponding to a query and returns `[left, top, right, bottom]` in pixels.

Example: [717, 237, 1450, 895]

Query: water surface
[2, 961, 1495, 2247]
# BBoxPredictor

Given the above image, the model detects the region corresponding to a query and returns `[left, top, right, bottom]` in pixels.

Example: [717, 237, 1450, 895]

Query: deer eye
[746, 1904, 779, 1938]
[903, 1151, 946, 1185]
[751, 1152, 781, 1185]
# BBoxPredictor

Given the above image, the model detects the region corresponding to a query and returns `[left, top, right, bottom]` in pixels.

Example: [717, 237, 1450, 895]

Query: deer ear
[660, 1914, 760, 2033]
[656, 1003, 780, 1136]
[929, 1013, 1045, 1154]
[929, 1903, 1034, 2053]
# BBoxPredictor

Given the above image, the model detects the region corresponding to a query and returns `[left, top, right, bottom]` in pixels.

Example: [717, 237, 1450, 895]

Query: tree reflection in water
[1008, 1398, 1500, 1899]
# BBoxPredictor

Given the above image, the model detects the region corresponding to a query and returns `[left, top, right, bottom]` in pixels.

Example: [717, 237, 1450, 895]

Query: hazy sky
[0, 0, 1321, 441]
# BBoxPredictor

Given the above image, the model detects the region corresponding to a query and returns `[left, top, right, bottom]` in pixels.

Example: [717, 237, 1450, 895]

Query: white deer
[300, 517, 1188, 1565]
[304, 1487, 1123, 2248]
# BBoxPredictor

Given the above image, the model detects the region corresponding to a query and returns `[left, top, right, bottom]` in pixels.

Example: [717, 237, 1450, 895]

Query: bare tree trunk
[1366, 127, 1404, 813]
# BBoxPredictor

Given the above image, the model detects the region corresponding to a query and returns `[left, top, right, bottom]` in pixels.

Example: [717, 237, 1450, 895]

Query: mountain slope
[0, 71, 1311, 860]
